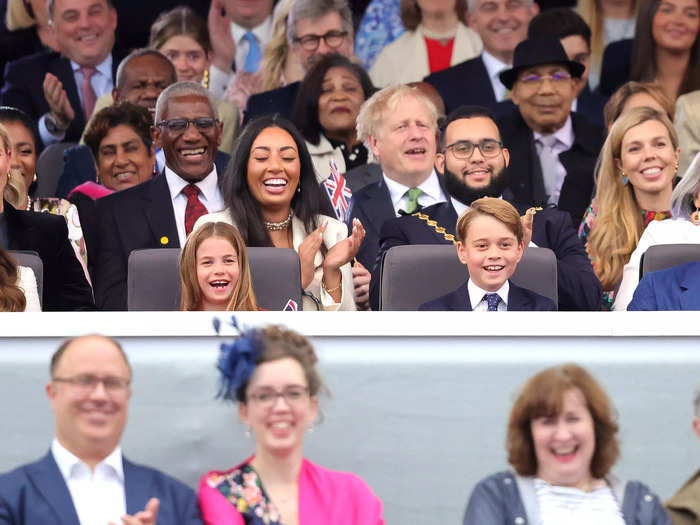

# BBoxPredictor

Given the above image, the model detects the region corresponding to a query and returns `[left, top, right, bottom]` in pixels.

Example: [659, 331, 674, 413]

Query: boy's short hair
[456, 197, 523, 244]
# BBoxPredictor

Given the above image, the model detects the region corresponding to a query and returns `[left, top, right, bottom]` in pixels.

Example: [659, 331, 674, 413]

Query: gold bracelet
[322, 279, 342, 295]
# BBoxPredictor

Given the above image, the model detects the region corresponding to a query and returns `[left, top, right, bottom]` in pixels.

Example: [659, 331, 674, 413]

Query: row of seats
[11, 243, 696, 312]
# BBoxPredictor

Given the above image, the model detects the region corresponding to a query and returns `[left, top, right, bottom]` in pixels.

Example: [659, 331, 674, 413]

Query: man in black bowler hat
[497, 36, 604, 226]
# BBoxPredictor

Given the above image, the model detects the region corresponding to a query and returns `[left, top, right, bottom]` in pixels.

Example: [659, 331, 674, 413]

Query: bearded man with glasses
[374, 105, 602, 311]
[93, 82, 226, 310]
[496, 36, 604, 227]
[0, 335, 203, 525]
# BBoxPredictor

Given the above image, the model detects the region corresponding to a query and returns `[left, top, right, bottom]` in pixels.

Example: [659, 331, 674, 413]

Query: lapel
[679, 262, 700, 310]
[123, 458, 152, 516]
[4, 202, 26, 250]
[50, 54, 86, 132]
[507, 282, 532, 311]
[143, 172, 179, 248]
[445, 283, 471, 310]
[357, 179, 396, 237]
[474, 57, 497, 105]
[501, 112, 547, 206]
[26, 452, 81, 525]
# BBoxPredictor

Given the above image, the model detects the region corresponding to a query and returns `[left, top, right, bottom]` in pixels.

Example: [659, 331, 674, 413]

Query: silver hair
[286, 0, 353, 46]
[466, 0, 534, 14]
[671, 152, 700, 219]
[115, 48, 176, 92]
[154, 81, 218, 123]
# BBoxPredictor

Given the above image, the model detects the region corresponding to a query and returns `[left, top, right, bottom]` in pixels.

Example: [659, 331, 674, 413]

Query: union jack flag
[323, 160, 353, 222]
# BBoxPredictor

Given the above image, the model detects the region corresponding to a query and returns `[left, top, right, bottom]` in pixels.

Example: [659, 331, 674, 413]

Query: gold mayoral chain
[411, 207, 543, 245]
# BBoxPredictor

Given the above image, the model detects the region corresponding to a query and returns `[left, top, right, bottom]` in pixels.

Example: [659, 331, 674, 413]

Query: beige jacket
[675, 89, 700, 177]
[369, 22, 482, 87]
[666, 468, 700, 525]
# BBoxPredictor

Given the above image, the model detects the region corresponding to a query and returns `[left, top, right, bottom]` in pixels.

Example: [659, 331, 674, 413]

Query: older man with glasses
[93, 81, 226, 311]
[497, 36, 604, 226]
[243, 0, 356, 124]
[0, 335, 203, 525]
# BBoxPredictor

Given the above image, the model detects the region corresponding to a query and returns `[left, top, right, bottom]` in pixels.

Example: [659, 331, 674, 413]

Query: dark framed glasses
[156, 117, 219, 132]
[445, 139, 504, 159]
[293, 30, 348, 51]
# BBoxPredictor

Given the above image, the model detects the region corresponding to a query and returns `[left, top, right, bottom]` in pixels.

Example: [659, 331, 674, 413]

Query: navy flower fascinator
[214, 316, 265, 402]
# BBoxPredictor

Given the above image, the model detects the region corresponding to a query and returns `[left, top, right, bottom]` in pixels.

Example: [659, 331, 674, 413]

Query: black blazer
[4, 201, 94, 311]
[348, 175, 398, 272]
[497, 109, 604, 226]
[1, 51, 120, 146]
[599, 38, 633, 97]
[93, 173, 179, 311]
[419, 281, 556, 311]
[423, 55, 497, 114]
[373, 199, 602, 311]
[243, 82, 300, 125]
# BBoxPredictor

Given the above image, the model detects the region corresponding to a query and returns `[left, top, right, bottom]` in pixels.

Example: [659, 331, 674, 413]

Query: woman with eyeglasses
[193, 114, 364, 311]
[198, 324, 384, 525]
[463, 363, 670, 525]
[369, 0, 481, 87]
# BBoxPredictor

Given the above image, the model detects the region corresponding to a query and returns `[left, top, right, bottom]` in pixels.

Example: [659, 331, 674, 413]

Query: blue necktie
[484, 293, 501, 312]
[243, 32, 262, 73]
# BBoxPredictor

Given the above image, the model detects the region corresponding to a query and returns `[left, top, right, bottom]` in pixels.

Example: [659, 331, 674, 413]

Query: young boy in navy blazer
[420, 197, 556, 311]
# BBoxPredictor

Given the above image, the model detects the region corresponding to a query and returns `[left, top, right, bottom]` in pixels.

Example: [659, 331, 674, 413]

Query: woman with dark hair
[194, 115, 364, 311]
[463, 363, 671, 525]
[198, 323, 384, 523]
[601, 0, 700, 101]
[369, 0, 481, 87]
[291, 54, 375, 182]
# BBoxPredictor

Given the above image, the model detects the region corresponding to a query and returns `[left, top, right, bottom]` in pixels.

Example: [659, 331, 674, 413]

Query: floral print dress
[206, 464, 283, 525]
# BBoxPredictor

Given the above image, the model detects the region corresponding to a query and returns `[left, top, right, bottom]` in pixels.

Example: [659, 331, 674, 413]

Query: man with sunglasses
[93, 82, 225, 310]
[0, 335, 202, 524]
[243, 0, 355, 124]
[372, 105, 601, 311]
[497, 36, 604, 226]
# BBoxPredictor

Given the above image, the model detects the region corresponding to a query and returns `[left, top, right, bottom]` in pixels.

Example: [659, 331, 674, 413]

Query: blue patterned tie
[243, 32, 262, 73]
[484, 293, 501, 312]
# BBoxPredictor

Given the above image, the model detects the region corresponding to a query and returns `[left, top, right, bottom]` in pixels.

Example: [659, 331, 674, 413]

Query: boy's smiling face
[457, 213, 524, 292]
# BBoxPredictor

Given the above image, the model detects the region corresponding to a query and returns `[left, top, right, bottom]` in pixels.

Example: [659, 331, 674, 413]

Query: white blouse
[17, 265, 41, 312]
[534, 478, 625, 525]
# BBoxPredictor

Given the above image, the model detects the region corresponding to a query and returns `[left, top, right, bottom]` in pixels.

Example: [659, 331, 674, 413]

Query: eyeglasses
[156, 117, 219, 133]
[518, 71, 572, 88]
[293, 30, 348, 52]
[247, 386, 309, 408]
[52, 374, 131, 398]
[445, 139, 504, 159]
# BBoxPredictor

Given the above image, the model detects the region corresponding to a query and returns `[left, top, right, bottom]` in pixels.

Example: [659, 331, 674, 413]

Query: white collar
[230, 15, 273, 45]
[51, 438, 124, 482]
[533, 114, 574, 150]
[164, 165, 219, 202]
[481, 50, 510, 82]
[71, 54, 113, 79]
[383, 169, 443, 210]
[467, 278, 510, 310]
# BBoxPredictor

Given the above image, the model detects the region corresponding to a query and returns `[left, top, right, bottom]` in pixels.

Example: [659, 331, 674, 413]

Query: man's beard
[443, 165, 512, 206]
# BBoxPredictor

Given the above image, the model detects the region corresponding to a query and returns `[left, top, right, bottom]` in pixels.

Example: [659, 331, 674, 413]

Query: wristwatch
[45, 113, 67, 135]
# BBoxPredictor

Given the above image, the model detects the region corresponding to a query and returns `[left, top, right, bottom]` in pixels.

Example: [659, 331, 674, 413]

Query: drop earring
[691, 207, 700, 226]
[620, 171, 628, 185]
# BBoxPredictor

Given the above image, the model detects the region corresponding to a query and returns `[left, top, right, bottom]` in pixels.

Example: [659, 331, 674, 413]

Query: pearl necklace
[264, 211, 293, 231]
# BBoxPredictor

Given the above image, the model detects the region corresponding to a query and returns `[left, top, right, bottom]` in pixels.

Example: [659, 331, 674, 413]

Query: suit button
[644, 494, 653, 502]
[504, 477, 512, 485]
[515, 517, 525, 524]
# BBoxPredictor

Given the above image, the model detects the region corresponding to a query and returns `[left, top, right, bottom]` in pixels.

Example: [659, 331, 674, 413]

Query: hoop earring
[691, 208, 700, 226]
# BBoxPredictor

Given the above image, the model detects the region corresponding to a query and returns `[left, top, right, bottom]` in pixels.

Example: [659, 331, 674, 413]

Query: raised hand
[299, 222, 327, 289]
[323, 218, 365, 271]
[109, 498, 160, 525]
[43, 72, 75, 130]
[208, 0, 236, 72]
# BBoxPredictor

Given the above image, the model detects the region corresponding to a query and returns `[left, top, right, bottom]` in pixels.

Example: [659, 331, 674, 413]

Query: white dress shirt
[481, 50, 510, 102]
[535, 478, 625, 525]
[383, 169, 447, 216]
[468, 278, 509, 311]
[533, 115, 574, 204]
[51, 438, 125, 525]
[39, 55, 114, 145]
[165, 166, 225, 247]
[208, 15, 274, 97]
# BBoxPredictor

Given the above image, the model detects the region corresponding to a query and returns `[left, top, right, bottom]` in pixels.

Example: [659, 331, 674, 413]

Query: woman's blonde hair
[180, 222, 258, 311]
[0, 122, 25, 208]
[259, 0, 295, 92]
[587, 106, 678, 290]
[0, 248, 26, 312]
[577, 0, 639, 85]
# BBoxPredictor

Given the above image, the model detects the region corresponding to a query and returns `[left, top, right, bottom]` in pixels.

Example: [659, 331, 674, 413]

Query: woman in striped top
[462, 364, 671, 525]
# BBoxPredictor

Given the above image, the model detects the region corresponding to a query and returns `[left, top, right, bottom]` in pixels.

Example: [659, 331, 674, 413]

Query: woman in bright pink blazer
[198, 322, 384, 525]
